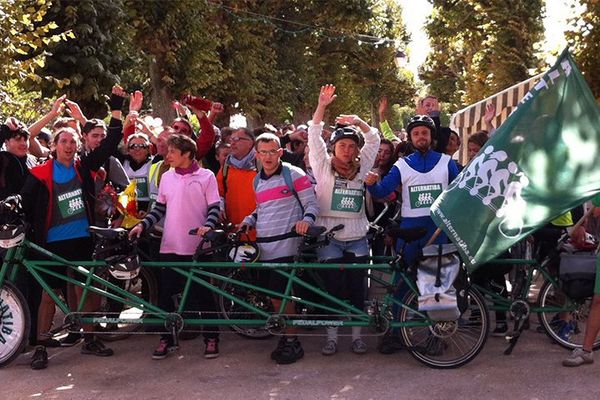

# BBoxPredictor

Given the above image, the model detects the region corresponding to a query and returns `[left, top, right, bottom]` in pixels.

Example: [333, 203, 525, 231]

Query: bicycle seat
[89, 226, 128, 239]
[385, 226, 427, 242]
[204, 229, 227, 243]
[305, 226, 326, 238]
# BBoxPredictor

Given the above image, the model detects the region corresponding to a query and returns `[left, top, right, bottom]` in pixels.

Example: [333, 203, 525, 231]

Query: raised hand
[335, 114, 363, 126]
[65, 99, 85, 122]
[111, 85, 128, 99]
[483, 102, 496, 124]
[208, 102, 224, 123]
[318, 84, 337, 107]
[51, 95, 67, 116]
[107, 85, 128, 112]
[172, 101, 188, 117]
[129, 90, 144, 113]
[378, 96, 388, 118]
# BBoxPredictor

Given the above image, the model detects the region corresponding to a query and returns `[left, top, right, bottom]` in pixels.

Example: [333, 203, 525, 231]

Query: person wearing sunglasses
[217, 127, 258, 239]
[121, 133, 153, 212]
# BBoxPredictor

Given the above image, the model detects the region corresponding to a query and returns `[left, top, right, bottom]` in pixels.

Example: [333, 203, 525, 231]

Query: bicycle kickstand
[503, 318, 527, 355]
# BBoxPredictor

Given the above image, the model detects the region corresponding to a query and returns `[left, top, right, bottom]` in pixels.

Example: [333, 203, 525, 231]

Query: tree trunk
[149, 59, 176, 124]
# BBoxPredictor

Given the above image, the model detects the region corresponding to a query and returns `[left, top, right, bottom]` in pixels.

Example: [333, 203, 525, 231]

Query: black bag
[559, 252, 597, 300]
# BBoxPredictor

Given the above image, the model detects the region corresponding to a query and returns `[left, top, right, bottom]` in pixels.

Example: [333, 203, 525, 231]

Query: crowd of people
[1, 83, 597, 370]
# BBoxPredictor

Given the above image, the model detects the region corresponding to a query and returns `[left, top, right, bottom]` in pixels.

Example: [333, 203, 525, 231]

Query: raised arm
[311, 84, 337, 125]
[28, 95, 66, 157]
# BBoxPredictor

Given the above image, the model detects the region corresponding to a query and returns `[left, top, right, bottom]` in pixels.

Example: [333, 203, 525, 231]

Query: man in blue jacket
[365, 115, 459, 266]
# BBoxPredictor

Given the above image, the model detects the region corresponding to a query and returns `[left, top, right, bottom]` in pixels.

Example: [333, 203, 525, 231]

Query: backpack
[252, 162, 304, 214]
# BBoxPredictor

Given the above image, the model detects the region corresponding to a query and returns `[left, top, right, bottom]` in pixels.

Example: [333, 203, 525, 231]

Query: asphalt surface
[3, 322, 600, 400]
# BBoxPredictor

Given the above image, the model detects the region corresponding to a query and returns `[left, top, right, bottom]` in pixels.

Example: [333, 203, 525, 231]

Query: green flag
[431, 49, 600, 271]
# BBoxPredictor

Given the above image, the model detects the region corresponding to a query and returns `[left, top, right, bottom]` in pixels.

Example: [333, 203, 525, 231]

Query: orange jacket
[217, 163, 257, 240]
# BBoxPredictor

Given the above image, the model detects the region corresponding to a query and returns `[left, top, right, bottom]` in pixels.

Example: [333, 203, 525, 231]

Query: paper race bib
[135, 177, 149, 198]
[330, 177, 364, 213]
[408, 183, 442, 209]
[57, 188, 85, 218]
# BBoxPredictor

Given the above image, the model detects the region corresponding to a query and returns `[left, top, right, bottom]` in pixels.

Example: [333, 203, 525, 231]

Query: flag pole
[425, 227, 442, 246]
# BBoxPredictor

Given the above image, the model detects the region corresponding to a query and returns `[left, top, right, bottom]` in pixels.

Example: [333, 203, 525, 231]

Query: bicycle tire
[537, 279, 600, 350]
[98, 267, 158, 341]
[217, 268, 273, 339]
[0, 282, 31, 367]
[399, 286, 489, 369]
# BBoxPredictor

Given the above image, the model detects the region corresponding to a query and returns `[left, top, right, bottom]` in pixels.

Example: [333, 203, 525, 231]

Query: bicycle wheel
[217, 268, 273, 339]
[98, 267, 158, 341]
[0, 282, 31, 367]
[399, 286, 489, 368]
[537, 279, 600, 350]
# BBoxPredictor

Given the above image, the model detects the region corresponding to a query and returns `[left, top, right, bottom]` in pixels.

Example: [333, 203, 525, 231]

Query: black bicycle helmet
[406, 115, 436, 137]
[105, 253, 141, 280]
[0, 197, 26, 249]
[330, 124, 361, 146]
[92, 228, 140, 280]
[0, 215, 26, 249]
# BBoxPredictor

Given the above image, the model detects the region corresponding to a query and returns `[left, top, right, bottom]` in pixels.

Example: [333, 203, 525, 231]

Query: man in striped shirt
[240, 133, 319, 364]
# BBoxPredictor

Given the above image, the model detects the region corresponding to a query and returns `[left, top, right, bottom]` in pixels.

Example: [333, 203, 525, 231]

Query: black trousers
[158, 253, 219, 342]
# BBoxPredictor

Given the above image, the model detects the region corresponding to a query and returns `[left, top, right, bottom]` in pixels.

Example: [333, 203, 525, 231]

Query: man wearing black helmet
[365, 114, 459, 266]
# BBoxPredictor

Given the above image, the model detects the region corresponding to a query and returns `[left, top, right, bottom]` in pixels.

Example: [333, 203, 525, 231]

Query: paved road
[3, 323, 600, 400]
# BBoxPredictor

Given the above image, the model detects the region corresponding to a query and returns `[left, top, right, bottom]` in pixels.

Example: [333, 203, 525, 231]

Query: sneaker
[492, 321, 509, 337]
[563, 348, 594, 367]
[558, 321, 576, 342]
[321, 340, 337, 356]
[271, 337, 287, 360]
[351, 338, 367, 354]
[60, 332, 82, 347]
[81, 340, 114, 357]
[30, 346, 48, 370]
[204, 339, 219, 359]
[152, 339, 177, 360]
[273, 338, 304, 365]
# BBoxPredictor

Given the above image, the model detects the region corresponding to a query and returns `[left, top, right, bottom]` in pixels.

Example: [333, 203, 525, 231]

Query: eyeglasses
[257, 149, 281, 156]
[228, 136, 251, 143]
[128, 143, 149, 150]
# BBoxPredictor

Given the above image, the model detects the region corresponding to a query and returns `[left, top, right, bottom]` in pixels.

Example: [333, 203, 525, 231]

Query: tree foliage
[0, 0, 70, 121]
[566, 0, 600, 99]
[35, 0, 129, 118]
[123, 0, 416, 126]
[4, 0, 416, 127]
[420, 0, 545, 112]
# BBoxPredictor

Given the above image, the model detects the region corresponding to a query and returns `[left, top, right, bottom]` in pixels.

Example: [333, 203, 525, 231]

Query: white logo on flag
[452, 145, 529, 238]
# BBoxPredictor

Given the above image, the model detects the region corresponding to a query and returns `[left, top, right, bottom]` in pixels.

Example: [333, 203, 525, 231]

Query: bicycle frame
[0, 239, 429, 332]
[471, 256, 578, 316]
[0, 237, 492, 369]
